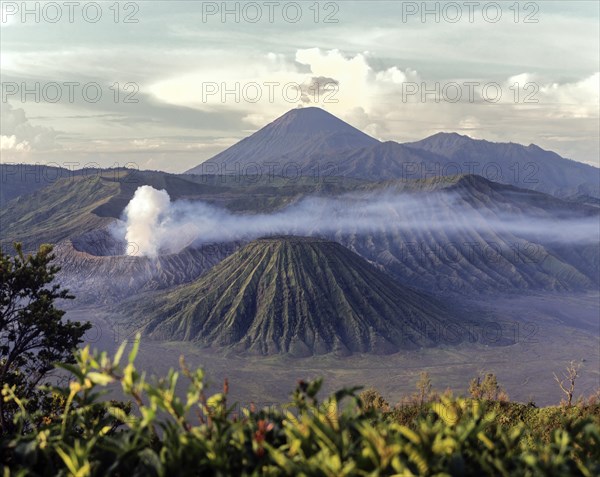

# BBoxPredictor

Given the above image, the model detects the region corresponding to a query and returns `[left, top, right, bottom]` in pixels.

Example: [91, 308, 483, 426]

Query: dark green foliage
[1, 342, 598, 476]
[0, 243, 90, 435]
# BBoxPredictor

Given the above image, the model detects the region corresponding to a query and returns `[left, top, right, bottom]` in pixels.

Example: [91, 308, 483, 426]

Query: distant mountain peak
[279, 105, 330, 116]
[264, 106, 371, 136]
[428, 131, 471, 139]
[185, 108, 378, 175]
[418, 131, 474, 145]
[417, 132, 541, 150]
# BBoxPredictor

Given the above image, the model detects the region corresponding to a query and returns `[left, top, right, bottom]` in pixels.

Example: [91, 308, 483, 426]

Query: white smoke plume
[115, 185, 599, 257]
[121, 186, 171, 257]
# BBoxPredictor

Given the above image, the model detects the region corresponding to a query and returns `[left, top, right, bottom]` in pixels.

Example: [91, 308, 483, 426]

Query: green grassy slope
[0, 176, 120, 250]
[120, 236, 486, 355]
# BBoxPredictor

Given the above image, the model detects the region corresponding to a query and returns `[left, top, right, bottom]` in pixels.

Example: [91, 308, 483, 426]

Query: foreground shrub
[1, 339, 599, 476]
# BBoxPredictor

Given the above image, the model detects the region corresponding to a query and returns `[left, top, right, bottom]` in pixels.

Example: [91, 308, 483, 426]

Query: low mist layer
[114, 185, 599, 257]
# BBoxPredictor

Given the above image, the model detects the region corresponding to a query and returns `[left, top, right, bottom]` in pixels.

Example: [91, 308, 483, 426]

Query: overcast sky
[1, 1, 598, 172]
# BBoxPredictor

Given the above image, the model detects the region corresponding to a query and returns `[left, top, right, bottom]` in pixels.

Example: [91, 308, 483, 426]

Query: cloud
[538, 73, 600, 119]
[146, 47, 420, 118]
[1, 1, 598, 169]
[144, 44, 599, 165]
[295, 76, 339, 104]
[144, 47, 422, 144]
[0, 134, 30, 152]
[0, 103, 59, 153]
[294, 48, 372, 107]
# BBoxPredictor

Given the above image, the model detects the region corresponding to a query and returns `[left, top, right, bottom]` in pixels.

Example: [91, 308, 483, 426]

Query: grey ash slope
[120, 236, 479, 356]
[185, 107, 379, 175]
[56, 230, 239, 305]
[302, 140, 450, 180]
[336, 174, 599, 294]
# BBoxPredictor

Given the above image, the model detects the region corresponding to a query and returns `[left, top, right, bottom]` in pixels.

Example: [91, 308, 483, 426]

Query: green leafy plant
[0, 243, 90, 435]
[1, 340, 599, 476]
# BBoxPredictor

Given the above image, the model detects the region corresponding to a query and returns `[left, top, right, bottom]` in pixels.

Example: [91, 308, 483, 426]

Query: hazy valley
[2, 107, 598, 408]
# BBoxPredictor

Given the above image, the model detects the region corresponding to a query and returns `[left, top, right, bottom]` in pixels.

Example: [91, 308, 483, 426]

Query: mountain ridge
[2, 170, 597, 298]
[184, 108, 599, 198]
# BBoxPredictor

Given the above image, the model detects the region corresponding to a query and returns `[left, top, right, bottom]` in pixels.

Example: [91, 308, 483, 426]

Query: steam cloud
[115, 185, 599, 257]
[121, 186, 172, 257]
